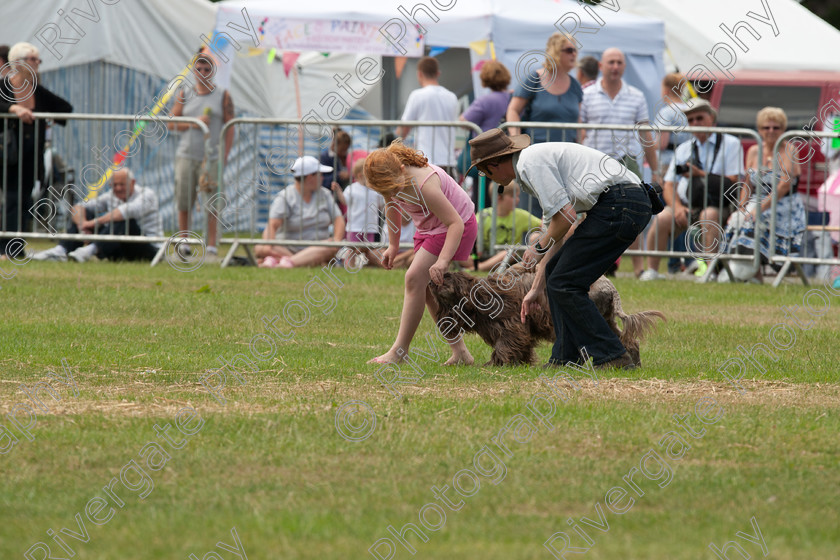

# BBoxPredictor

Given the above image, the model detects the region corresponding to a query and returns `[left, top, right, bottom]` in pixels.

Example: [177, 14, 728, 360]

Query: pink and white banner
[259, 17, 424, 57]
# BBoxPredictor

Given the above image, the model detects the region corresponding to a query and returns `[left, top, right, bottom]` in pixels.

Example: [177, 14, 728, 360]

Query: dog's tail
[620, 310, 666, 346]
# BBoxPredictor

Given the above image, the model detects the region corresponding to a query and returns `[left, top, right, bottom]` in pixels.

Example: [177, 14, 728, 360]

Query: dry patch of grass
[4, 375, 836, 417]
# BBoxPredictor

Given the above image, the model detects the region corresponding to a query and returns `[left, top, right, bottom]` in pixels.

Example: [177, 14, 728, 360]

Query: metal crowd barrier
[13, 112, 833, 283]
[0, 112, 210, 264]
[214, 118, 483, 267]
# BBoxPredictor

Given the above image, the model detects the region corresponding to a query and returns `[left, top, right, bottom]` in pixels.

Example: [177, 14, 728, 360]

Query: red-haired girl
[364, 141, 477, 365]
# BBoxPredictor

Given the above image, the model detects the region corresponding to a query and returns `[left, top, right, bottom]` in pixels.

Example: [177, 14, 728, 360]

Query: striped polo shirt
[580, 80, 650, 159]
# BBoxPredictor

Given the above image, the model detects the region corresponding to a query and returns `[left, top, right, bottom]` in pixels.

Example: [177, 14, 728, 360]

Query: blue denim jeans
[544, 183, 652, 365]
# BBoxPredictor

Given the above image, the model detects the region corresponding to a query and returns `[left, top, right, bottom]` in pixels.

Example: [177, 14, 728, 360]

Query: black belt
[604, 181, 644, 193]
[595, 182, 643, 204]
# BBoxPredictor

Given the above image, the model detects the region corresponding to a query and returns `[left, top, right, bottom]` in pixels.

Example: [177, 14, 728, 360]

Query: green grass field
[1, 257, 838, 560]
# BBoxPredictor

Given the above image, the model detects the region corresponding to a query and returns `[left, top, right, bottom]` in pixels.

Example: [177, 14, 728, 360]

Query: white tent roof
[217, 0, 667, 115]
[216, 0, 664, 51]
[216, 0, 493, 48]
[621, 0, 840, 74]
[0, 0, 217, 80]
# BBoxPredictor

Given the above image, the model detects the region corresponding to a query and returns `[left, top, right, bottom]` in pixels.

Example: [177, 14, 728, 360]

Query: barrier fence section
[767, 129, 840, 287]
[498, 121, 765, 281]
[0, 112, 210, 266]
[7, 112, 833, 283]
[213, 118, 483, 267]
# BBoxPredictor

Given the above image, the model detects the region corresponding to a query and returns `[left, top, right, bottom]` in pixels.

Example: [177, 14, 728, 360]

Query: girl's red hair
[364, 139, 428, 195]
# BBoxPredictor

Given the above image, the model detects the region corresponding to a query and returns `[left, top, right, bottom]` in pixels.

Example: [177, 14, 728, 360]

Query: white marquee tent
[0, 0, 367, 118]
[0, 0, 369, 230]
[215, 0, 668, 116]
[620, 0, 840, 74]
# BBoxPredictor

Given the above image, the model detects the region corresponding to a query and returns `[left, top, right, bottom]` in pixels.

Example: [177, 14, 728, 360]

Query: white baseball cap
[290, 156, 332, 177]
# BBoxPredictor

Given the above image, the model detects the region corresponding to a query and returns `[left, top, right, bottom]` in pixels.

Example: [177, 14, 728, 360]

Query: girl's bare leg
[289, 245, 337, 267]
[368, 249, 437, 363]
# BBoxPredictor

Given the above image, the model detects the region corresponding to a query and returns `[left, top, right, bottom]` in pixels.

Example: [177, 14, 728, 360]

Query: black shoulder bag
[686, 133, 735, 208]
[0, 123, 19, 166]
[642, 181, 665, 214]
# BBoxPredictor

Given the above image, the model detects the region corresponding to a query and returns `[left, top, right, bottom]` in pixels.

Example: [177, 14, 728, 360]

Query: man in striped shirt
[579, 48, 659, 181]
[579, 48, 660, 277]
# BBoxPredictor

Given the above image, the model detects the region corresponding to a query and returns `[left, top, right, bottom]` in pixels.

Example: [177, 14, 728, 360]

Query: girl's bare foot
[367, 351, 406, 365]
[444, 352, 474, 366]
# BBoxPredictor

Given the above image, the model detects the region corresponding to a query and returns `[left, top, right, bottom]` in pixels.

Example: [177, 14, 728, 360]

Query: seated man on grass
[32, 167, 162, 262]
[476, 180, 542, 271]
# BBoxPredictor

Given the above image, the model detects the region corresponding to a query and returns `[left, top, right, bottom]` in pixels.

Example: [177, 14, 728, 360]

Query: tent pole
[292, 64, 304, 155]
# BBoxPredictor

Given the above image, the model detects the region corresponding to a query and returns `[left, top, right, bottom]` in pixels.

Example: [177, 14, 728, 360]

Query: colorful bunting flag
[469, 39, 488, 57]
[468, 39, 496, 60]
[394, 56, 407, 79]
[282, 51, 301, 77]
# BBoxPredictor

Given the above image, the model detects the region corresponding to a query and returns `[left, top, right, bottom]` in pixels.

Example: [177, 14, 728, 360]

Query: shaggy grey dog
[429, 269, 665, 366]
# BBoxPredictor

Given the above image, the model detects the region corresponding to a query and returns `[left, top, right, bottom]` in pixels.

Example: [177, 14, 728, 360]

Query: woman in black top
[0, 42, 72, 258]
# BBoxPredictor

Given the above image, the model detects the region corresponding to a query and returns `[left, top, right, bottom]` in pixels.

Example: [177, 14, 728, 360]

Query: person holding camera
[639, 99, 744, 281]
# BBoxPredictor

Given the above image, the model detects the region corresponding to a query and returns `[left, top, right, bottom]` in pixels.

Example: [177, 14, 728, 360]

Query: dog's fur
[429, 270, 665, 366]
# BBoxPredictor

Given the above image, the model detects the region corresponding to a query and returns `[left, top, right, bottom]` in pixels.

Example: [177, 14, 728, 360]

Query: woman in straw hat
[468, 128, 651, 369]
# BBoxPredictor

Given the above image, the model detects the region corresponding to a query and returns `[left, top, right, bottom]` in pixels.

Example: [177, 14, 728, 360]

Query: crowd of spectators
[0, 38, 821, 282]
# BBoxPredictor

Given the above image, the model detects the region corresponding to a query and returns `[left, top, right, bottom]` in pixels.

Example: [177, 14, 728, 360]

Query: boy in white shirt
[344, 157, 385, 243]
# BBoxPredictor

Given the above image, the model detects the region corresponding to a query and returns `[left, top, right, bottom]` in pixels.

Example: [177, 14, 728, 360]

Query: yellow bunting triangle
[469, 39, 488, 56]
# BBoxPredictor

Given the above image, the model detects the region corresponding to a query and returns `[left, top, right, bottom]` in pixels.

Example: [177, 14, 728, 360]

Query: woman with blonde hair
[505, 32, 583, 144]
[721, 107, 806, 282]
[505, 33, 582, 214]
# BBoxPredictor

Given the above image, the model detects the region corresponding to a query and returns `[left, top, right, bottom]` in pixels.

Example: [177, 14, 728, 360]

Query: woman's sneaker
[638, 269, 666, 281]
[31, 245, 68, 262]
[68, 244, 97, 263]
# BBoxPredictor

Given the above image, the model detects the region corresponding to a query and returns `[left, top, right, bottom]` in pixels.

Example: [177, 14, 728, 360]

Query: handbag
[198, 158, 216, 193]
[643, 182, 665, 214]
[684, 133, 734, 208]
[0, 127, 19, 166]
[518, 72, 536, 125]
